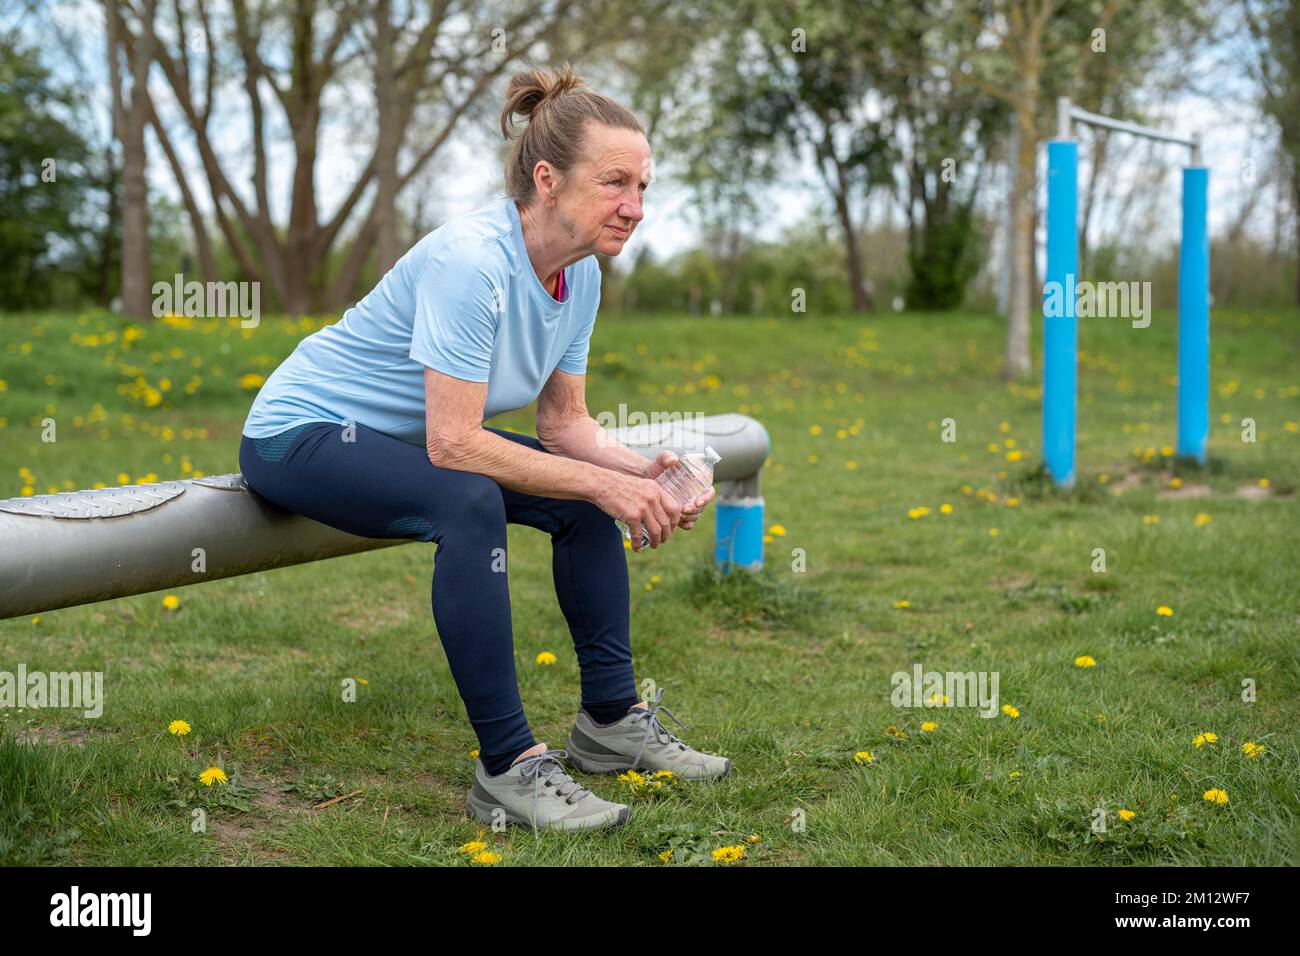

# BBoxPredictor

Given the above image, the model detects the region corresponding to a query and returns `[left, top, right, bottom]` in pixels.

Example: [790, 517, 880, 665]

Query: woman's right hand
[594, 471, 682, 551]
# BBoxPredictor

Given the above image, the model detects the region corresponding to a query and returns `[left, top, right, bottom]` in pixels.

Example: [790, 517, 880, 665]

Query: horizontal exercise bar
[0, 413, 771, 620]
[1057, 98, 1200, 161]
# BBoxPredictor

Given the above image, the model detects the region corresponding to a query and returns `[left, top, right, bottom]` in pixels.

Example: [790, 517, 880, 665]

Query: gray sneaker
[466, 745, 631, 833]
[563, 688, 732, 781]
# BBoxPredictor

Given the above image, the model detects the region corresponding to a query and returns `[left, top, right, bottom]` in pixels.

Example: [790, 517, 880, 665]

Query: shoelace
[627, 688, 692, 771]
[512, 749, 590, 832]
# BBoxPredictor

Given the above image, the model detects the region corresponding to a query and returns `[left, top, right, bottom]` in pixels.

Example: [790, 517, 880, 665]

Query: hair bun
[499, 62, 587, 139]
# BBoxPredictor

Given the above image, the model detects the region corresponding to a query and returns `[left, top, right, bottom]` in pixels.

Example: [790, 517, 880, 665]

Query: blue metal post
[1178, 166, 1210, 463]
[1043, 140, 1079, 487]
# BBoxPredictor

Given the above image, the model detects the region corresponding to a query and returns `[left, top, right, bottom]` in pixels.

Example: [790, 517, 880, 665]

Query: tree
[135, 0, 655, 315]
[0, 38, 94, 309]
[1242, 0, 1300, 304]
[105, 0, 158, 318]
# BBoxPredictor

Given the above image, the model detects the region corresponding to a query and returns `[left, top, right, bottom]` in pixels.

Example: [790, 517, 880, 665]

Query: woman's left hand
[676, 484, 715, 530]
[645, 451, 715, 531]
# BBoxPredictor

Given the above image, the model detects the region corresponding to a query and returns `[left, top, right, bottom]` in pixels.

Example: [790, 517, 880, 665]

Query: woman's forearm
[538, 414, 653, 477]
[430, 429, 608, 501]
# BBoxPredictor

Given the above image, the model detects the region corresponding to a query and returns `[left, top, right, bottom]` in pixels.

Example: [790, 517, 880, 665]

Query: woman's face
[545, 123, 652, 258]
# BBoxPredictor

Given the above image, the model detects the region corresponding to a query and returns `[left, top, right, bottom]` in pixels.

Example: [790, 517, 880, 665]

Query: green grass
[1, 305, 1298, 866]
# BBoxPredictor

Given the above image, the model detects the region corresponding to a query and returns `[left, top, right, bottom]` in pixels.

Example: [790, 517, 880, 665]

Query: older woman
[239, 64, 728, 833]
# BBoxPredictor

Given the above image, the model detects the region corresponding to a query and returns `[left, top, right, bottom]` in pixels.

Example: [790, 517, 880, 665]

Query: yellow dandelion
[1160, 445, 1174, 457]
[167, 719, 191, 736]
[1074, 655, 1097, 668]
[920, 721, 938, 732]
[1169, 477, 1183, 489]
[809, 424, 822, 436]
[238, 373, 266, 389]
[471, 850, 501, 864]
[1001, 704, 1020, 718]
[768, 524, 786, 536]
[1118, 809, 1136, 821]
[659, 849, 673, 862]
[892, 599, 910, 609]
[1193, 732, 1218, 748]
[535, 651, 557, 665]
[1156, 605, 1173, 617]
[1195, 513, 1213, 527]
[961, 484, 973, 494]
[1202, 788, 1228, 805]
[162, 594, 180, 610]
[854, 751, 875, 764]
[1005, 450, 1023, 462]
[988, 527, 999, 537]
[469, 748, 480, 758]
[939, 503, 953, 514]
[999, 421, 1011, 433]
[746, 833, 761, 844]
[459, 840, 488, 854]
[1258, 478, 1270, 488]
[1241, 742, 1265, 759]
[907, 506, 931, 519]
[711, 845, 745, 864]
[1142, 514, 1160, 525]
[1098, 473, 1109, 484]
[927, 693, 949, 706]
[31, 616, 40, 625]
[1004, 497, 1019, 507]
[1009, 770, 1021, 778]
[199, 767, 228, 786]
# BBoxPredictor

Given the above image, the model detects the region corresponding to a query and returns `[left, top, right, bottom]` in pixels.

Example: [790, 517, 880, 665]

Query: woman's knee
[444, 473, 507, 532]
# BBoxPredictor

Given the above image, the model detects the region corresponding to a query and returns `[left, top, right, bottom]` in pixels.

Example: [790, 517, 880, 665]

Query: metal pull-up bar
[1042, 98, 1210, 487]
[0, 413, 772, 621]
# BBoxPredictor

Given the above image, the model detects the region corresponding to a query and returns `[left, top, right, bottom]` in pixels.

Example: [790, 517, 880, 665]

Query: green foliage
[0, 38, 93, 309]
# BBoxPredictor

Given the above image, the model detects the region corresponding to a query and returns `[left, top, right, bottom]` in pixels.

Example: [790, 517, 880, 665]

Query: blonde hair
[500, 63, 645, 207]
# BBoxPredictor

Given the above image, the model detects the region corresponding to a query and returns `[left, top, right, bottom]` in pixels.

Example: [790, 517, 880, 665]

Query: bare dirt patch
[1235, 485, 1273, 501]
[1156, 483, 1213, 499]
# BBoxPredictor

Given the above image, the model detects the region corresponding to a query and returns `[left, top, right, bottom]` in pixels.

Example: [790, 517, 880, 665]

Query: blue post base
[715, 498, 764, 572]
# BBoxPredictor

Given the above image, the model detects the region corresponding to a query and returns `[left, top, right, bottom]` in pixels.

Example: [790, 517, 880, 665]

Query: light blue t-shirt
[242, 196, 600, 446]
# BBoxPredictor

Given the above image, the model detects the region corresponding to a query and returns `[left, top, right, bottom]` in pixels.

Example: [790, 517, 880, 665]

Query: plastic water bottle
[617, 446, 722, 549]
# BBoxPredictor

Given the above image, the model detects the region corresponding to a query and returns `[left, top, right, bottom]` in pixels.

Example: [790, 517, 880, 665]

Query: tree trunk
[832, 186, 873, 312]
[98, 138, 120, 306]
[148, 97, 216, 284]
[107, 0, 157, 320]
[1003, 61, 1039, 380]
[1293, 165, 1300, 306]
[374, 0, 401, 274]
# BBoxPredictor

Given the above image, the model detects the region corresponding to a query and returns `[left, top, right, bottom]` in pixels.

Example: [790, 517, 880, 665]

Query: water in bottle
[617, 446, 722, 549]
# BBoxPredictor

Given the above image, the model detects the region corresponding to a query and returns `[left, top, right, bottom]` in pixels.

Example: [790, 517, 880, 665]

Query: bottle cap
[704, 445, 722, 463]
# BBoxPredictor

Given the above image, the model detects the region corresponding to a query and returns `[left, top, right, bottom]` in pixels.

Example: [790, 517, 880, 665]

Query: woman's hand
[594, 469, 682, 551]
[676, 484, 715, 530]
[644, 451, 715, 532]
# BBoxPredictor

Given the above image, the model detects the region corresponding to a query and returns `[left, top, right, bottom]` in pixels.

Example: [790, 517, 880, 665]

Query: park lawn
[1, 304, 1297, 866]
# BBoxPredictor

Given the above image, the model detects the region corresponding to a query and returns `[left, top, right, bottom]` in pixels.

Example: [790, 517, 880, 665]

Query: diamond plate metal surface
[192, 473, 249, 492]
[0, 482, 187, 518]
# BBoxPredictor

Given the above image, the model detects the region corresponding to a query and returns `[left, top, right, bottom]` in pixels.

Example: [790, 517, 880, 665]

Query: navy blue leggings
[238, 420, 637, 768]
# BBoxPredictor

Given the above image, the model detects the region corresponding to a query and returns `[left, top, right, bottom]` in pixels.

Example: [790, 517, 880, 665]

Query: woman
[238, 64, 728, 834]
